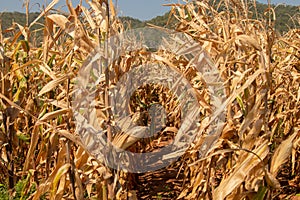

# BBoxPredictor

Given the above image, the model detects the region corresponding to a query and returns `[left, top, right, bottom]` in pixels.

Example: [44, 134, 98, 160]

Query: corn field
[0, 0, 299, 199]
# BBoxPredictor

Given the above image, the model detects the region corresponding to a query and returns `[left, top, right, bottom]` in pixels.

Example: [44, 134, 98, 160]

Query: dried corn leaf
[235, 35, 262, 51]
[81, 6, 97, 30]
[23, 126, 40, 172]
[38, 73, 73, 96]
[270, 130, 298, 176]
[213, 141, 269, 200]
[39, 108, 70, 121]
[47, 14, 69, 30]
[112, 126, 148, 150]
[33, 163, 71, 200]
[47, 14, 76, 37]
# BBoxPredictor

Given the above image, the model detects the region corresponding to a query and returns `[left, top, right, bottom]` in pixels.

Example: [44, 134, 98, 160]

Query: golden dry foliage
[0, 0, 119, 199]
[0, 0, 299, 199]
[172, 0, 300, 199]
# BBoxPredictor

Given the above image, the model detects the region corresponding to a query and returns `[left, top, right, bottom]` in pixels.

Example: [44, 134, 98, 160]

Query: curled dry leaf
[235, 35, 262, 51]
[47, 14, 76, 37]
[38, 73, 74, 96]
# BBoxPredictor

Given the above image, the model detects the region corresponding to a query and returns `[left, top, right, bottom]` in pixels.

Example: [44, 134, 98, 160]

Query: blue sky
[0, 0, 299, 20]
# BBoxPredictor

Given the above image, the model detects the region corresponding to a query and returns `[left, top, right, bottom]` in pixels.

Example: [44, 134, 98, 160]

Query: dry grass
[0, 0, 299, 199]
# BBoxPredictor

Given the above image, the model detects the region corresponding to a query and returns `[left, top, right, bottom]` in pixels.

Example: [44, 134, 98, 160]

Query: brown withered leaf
[270, 130, 298, 176]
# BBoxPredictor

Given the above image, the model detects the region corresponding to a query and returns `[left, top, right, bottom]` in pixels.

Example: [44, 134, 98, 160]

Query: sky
[0, 0, 299, 20]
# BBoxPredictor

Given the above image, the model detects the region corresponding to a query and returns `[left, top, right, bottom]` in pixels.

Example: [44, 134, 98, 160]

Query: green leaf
[254, 186, 268, 200]
[236, 95, 246, 115]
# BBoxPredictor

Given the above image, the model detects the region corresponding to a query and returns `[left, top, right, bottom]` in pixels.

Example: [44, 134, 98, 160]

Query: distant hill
[0, 1, 299, 35]
[253, 2, 300, 33]
[0, 12, 42, 31]
[120, 1, 300, 34]
[119, 11, 177, 30]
